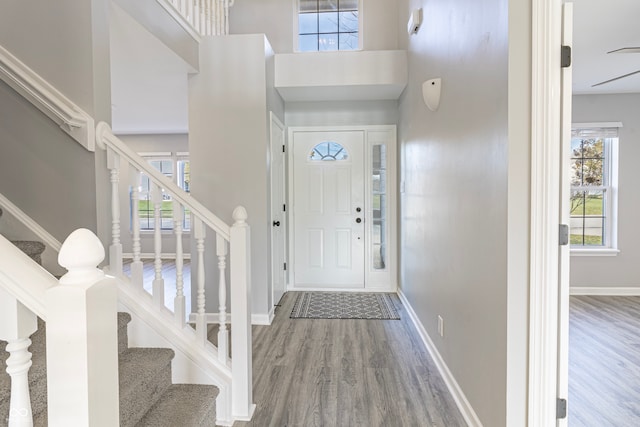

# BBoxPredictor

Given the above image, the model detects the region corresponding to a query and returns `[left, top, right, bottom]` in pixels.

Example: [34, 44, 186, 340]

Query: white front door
[293, 131, 365, 288]
[270, 113, 286, 306]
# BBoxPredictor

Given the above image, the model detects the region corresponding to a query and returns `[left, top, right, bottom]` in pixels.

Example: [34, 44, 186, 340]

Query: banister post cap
[232, 206, 248, 224]
[58, 228, 105, 285]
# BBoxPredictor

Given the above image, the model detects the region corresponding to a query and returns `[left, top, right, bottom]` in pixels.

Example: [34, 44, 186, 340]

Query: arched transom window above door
[309, 141, 349, 161]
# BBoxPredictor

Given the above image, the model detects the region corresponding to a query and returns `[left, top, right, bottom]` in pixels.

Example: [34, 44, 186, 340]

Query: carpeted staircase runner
[0, 216, 220, 426]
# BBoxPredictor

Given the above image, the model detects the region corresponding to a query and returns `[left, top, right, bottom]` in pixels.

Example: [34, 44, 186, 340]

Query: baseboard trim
[397, 290, 483, 427]
[188, 312, 273, 326]
[570, 286, 640, 296]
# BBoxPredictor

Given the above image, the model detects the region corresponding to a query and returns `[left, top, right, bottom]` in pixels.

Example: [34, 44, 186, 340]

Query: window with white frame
[134, 153, 190, 231]
[296, 0, 360, 52]
[570, 124, 619, 250]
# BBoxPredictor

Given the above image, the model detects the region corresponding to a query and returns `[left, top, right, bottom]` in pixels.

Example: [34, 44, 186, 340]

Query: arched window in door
[309, 141, 349, 161]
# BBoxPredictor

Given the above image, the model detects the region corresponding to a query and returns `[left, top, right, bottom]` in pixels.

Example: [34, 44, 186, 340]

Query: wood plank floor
[569, 295, 640, 426]
[233, 292, 467, 427]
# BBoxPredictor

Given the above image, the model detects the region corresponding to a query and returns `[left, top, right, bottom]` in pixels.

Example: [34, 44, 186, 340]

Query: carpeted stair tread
[119, 347, 175, 427]
[135, 384, 219, 427]
[10, 240, 46, 264]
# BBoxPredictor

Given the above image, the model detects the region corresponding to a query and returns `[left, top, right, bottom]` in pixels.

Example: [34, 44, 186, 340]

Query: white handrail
[95, 122, 231, 240]
[0, 234, 57, 320]
[0, 45, 95, 151]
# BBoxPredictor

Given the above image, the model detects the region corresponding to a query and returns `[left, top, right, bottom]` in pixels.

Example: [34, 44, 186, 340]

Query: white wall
[285, 100, 398, 127]
[571, 93, 640, 288]
[189, 35, 282, 318]
[396, 0, 530, 425]
[229, 0, 398, 53]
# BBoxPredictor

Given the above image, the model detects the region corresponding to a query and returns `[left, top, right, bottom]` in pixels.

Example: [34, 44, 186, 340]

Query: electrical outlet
[438, 315, 444, 337]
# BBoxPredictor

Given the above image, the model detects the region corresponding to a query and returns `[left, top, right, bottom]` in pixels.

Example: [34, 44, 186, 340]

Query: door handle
[273, 220, 281, 227]
[356, 218, 362, 224]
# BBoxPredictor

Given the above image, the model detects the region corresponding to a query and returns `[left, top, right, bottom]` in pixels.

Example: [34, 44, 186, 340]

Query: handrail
[0, 192, 63, 252]
[0, 234, 57, 320]
[0, 45, 95, 151]
[95, 121, 231, 240]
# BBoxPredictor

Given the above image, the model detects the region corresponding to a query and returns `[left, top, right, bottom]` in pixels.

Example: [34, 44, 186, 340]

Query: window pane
[309, 141, 348, 161]
[318, 0, 337, 12]
[318, 12, 338, 33]
[582, 158, 603, 186]
[299, 12, 318, 34]
[582, 138, 604, 159]
[570, 216, 584, 245]
[299, 0, 318, 12]
[339, 32, 358, 50]
[339, 11, 358, 32]
[340, 0, 358, 10]
[570, 159, 583, 186]
[584, 191, 604, 216]
[570, 190, 585, 216]
[372, 144, 387, 270]
[319, 33, 338, 51]
[299, 34, 318, 51]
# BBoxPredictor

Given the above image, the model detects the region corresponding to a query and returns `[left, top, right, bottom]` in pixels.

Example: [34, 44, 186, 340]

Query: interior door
[270, 112, 286, 306]
[557, 3, 573, 426]
[293, 131, 365, 288]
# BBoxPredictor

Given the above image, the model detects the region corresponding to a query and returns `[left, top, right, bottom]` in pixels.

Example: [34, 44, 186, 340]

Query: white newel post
[0, 287, 38, 427]
[107, 148, 122, 276]
[46, 229, 119, 426]
[216, 234, 228, 364]
[230, 206, 254, 419]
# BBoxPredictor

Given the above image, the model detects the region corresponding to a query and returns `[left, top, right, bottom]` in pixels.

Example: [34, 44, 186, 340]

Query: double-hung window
[570, 123, 620, 254]
[135, 152, 190, 231]
[296, 0, 360, 52]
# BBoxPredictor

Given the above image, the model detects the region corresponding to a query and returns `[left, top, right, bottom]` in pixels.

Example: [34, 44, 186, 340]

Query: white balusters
[173, 202, 186, 327]
[48, 229, 119, 426]
[230, 206, 254, 419]
[152, 183, 165, 309]
[107, 148, 123, 276]
[216, 234, 228, 363]
[130, 166, 144, 289]
[194, 217, 207, 345]
[0, 287, 38, 427]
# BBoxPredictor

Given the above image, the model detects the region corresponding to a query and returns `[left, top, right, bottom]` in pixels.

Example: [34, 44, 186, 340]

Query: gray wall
[571, 93, 640, 288]
[0, 0, 112, 245]
[396, 0, 529, 425]
[229, 0, 399, 53]
[285, 100, 398, 127]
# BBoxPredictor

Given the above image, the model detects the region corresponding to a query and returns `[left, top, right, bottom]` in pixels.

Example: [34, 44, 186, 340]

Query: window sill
[570, 248, 620, 257]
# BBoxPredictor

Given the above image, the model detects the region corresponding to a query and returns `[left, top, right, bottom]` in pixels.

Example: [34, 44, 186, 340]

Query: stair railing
[160, 0, 236, 36]
[95, 122, 253, 421]
[0, 229, 119, 426]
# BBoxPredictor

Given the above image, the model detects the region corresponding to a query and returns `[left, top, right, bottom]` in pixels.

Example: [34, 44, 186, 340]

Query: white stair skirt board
[570, 287, 640, 296]
[397, 290, 482, 427]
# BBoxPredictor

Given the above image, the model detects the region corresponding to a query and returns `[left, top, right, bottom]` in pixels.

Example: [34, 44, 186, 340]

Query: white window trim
[293, 0, 363, 53]
[570, 122, 621, 256]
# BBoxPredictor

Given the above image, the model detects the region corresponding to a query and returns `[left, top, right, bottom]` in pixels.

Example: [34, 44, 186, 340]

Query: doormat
[290, 292, 400, 320]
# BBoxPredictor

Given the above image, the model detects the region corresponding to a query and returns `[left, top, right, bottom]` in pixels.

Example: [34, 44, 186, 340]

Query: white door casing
[270, 112, 286, 306]
[292, 131, 365, 288]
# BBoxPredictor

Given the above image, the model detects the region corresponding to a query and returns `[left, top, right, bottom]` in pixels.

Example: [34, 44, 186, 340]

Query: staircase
[0, 314, 219, 426]
[0, 221, 219, 426]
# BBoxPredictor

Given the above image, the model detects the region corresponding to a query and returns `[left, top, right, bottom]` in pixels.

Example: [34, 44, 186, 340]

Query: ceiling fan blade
[607, 47, 640, 54]
[592, 70, 640, 87]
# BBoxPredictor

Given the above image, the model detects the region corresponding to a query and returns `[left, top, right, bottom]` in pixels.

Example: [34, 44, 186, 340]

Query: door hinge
[556, 398, 567, 419]
[282, 145, 285, 153]
[559, 224, 569, 246]
[283, 262, 287, 271]
[561, 45, 571, 68]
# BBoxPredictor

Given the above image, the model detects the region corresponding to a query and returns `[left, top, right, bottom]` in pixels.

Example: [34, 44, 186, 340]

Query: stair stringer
[116, 280, 234, 426]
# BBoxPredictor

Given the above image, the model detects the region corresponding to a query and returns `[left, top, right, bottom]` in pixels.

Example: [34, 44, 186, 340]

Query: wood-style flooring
[233, 292, 467, 427]
[569, 295, 640, 426]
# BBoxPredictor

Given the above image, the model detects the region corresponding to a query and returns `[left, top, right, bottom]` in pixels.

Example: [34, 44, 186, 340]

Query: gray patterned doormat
[290, 292, 400, 320]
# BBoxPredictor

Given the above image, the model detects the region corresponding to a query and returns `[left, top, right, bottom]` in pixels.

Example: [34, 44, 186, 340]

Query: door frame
[529, 0, 568, 424]
[287, 125, 397, 292]
[269, 112, 286, 308]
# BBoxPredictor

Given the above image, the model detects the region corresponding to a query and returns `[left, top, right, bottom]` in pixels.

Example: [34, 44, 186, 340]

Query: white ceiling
[572, 0, 640, 94]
